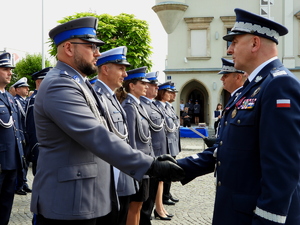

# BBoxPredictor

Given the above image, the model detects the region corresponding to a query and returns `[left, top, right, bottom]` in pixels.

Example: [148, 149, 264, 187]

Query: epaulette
[59, 70, 69, 77]
[59, 70, 81, 83]
[272, 69, 287, 77]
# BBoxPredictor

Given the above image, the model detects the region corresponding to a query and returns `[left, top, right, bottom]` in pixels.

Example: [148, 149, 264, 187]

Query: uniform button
[77, 172, 81, 177]
[218, 161, 221, 166]
[225, 121, 227, 126]
[219, 141, 223, 146]
[237, 120, 241, 124]
[218, 181, 221, 186]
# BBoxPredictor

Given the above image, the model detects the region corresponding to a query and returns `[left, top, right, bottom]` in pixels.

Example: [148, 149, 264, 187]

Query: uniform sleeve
[122, 103, 137, 149]
[253, 75, 300, 224]
[177, 147, 216, 185]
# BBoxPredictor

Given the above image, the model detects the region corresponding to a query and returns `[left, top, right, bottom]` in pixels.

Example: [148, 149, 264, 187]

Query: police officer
[219, 58, 246, 103]
[25, 67, 52, 176]
[164, 82, 180, 204]
[205, 58, 246, 147]
[184, 99, 194, 122]
[154, 82, 180, 205]
[31, 17, 184, 225]
[12, 77, 31, 195]
[119, 67, 154, 225]
[0, 52, 25, 225]
[177, 8, 300, 225]
[140, 72, 172, 223]
[94, 46, 137, 225]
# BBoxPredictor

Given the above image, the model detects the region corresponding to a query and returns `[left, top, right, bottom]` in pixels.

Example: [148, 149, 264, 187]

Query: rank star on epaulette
[272, 70, 287, 77]
[60, 70, 69, 75]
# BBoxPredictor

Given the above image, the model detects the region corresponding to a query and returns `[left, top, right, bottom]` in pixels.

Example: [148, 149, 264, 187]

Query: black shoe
[163, 199, 175, 205]
[15, 189, 27, 195]
[170, 197, 179, 203]
[154, 210, 171, 220]
[23, 186, 32, 193]
[166, 213, 174, 218]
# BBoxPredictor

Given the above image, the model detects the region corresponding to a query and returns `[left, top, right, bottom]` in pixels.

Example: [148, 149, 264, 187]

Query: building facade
[152, 0, 300, 128]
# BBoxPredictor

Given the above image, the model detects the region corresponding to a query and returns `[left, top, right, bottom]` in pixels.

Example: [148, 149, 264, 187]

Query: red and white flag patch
[276, 99, 291, 108]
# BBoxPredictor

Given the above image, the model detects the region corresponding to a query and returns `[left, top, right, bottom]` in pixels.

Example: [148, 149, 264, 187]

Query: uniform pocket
[52, 163, 98, 215]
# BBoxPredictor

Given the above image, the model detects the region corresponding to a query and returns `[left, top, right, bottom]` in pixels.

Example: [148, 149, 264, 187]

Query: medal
[231, 108, 237, 118]
[251, 87, 261, 97]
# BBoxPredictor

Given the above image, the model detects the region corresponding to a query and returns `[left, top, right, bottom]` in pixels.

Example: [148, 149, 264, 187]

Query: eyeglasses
[70, 42, 100, 53]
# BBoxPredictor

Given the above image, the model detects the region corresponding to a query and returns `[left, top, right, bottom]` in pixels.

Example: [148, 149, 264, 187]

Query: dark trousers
[15, 163, 28, 190]
[183, 119, 191, 127]
[36, 212, 115, 225]
[163, 181, 172, 200]
[0, 170, 17, 225]
[214, 120, 220, 134]
[163, 155, 176, 201]
[139, 178, 159, 225]
[117, 195, 130, 225]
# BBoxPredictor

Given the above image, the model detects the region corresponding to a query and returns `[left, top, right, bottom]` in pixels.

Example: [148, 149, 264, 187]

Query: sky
[1, 0, 167, 82]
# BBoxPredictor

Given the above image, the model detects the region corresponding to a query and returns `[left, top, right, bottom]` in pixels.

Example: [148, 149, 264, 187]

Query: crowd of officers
[0, 20, 183, 225]
[0, 59, 54, 225]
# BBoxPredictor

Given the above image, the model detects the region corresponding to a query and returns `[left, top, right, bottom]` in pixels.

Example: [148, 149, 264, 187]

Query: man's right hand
[146, 154, 185, 182]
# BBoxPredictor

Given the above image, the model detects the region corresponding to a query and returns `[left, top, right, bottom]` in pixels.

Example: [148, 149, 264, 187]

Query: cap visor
[115, 61, 131, 67]
[1, 65, 15, 69]
[141, 78, 150, 83]
[80, 37, 105, 46]
[223, 31, 246, 42]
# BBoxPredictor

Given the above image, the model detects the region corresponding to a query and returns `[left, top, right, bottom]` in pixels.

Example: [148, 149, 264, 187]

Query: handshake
[147, 154, 185, 182]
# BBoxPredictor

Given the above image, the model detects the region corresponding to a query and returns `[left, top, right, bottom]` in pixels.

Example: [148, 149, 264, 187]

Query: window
[226, 28, 232, 55]
[220, 16, 236, 57]
[191, 30, 207, 57]
[184, 17, 214, 60]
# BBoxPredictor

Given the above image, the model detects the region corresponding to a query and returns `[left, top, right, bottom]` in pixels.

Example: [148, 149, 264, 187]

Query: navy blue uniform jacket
[177, 59, 300, 225]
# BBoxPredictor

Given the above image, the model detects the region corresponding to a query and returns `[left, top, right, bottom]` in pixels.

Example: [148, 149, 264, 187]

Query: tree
[12, 53, 53, 90]
[48, 12, 153, 77]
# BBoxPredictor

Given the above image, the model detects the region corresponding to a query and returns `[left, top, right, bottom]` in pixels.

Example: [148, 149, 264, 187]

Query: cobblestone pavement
[9, 138, 216, 225]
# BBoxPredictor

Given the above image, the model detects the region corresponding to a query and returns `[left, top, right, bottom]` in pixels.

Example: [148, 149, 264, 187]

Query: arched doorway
[180, 80, 208, 125]
[222, 89, 231, 106]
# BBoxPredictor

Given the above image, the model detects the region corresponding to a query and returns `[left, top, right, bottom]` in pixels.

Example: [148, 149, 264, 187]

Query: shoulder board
[59, 70, 69, 75]
[59, 70, 71, 78]
[272, 70, 287, 77]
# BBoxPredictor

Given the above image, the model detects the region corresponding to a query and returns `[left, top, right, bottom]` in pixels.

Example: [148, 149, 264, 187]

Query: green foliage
[12, 54, 53, 90]
[48, 12, 153, 78]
